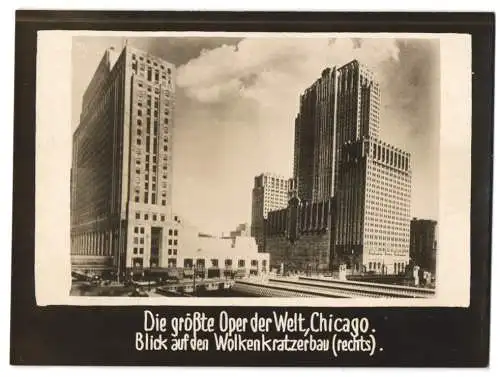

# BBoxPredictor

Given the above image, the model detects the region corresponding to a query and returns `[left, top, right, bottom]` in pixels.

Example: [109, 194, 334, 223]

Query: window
[153, 214, 157, 221]
[133, 248, 138, 254]
[137, 139, 141, 145]
[134, 227, 139, 233]
[173, 249, 177, 255]
[144, 214, 149, 220]
[168, 240, 172, 245]
[161, 215, 165, 221]
[135, 196, 139, 203]
[168, 229, 173, 236]
[135, 212, 140, 219]
[238, 260, 245, 268]
[174, 230, 178, 236]
[140, 227, 144, 234]
[162, 200, 166, 206]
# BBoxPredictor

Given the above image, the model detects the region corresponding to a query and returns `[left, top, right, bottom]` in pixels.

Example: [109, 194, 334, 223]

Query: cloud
[177, 38, 400, 105]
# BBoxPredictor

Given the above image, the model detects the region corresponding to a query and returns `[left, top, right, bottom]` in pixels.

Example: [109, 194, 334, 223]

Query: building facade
[250, 173, 292, 252]
[410, 218, 438, 274]
[294, 68, 338, 203]
[70, 45, 177, 277]
[265, 196, 335, 272]
[265, 60, 411, 274]
[179, 234, 270, 277]
[335, 138, 411, 274]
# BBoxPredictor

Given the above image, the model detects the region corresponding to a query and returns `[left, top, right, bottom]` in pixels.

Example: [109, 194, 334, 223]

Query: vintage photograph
[67, 35, 441, 299]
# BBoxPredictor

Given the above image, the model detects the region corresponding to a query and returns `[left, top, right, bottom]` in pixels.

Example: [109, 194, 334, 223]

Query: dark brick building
[410, 218, 438, 274]
[265, 196, 335, 272]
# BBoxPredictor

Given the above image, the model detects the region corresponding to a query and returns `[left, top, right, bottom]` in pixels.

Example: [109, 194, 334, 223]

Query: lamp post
[192, 264, 196, 297]
[350, 249, 354, 276]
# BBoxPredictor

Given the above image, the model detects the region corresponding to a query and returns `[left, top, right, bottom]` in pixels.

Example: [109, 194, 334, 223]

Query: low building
[123, 216, 269, 279]
[410, 218, 438, 274]
[179, 236, 270, 278]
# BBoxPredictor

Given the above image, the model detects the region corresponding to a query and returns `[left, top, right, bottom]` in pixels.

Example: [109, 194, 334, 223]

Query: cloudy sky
[72, 35, 440, 235]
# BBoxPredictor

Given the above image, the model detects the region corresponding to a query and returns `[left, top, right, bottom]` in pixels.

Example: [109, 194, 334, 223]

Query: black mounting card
[11, 11, 494, 367]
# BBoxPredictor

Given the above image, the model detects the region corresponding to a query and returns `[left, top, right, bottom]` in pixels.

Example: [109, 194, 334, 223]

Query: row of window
[131, 53, 172, 72]
[134, 212, 168, 221]
[129, 258, 268, 268]
[131, 59, 171, 83]
[182, 258, 266, 268]
[367, 261, 406, 271]
[133, 195, 167, 206]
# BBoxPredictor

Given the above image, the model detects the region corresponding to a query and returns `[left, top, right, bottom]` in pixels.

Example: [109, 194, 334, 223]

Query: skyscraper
[332, 61, 411, 274]
[70, 45, 177, 277]
[266, 59, 412, 274]
[250, 173, 291, 252]
[294, 67, 338, 203]
[293, 60, 382, 204]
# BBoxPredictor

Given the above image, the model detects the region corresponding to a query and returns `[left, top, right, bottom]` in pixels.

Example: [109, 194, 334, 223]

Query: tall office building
[266, 59, 411, 274]
[70, 45, 177, 277]
[250, 173, 292, 252]
[293, 61, 381, 204]
[410, 218, 438, 274]
[335, 138, 411, 274]
[333, 61, 411, 274]
[294, 68, 338, 203]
